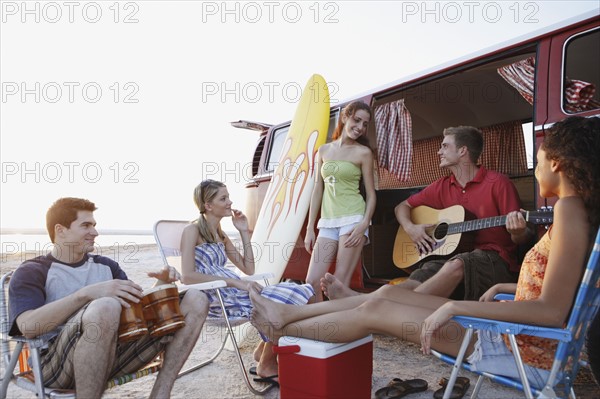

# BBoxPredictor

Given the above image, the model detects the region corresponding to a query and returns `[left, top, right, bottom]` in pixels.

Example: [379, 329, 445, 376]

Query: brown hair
[46, 198, 97, 243]
[443, 126, 484, 164]
[332, 101, 373, 149]
[542, 116, 600, 230]
[193, 179, 226, 243]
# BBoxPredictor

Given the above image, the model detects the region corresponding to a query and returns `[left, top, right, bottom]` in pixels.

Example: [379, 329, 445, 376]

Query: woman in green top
[304, 101, 376, 301]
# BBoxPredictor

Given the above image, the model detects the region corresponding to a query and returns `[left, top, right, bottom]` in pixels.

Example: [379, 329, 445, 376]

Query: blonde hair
[193, 180, 226, 243]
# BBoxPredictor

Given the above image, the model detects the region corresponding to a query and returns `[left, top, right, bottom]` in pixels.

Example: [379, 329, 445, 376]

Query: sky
[1, 0, 599, 235]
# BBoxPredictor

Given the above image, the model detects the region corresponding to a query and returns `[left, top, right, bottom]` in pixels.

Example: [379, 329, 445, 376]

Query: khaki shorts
[39, 303, 172, 389]
[408, 249, 517, 300]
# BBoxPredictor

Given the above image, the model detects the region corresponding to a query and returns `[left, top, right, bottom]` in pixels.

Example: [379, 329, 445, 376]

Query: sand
[1, 244, 598, 398]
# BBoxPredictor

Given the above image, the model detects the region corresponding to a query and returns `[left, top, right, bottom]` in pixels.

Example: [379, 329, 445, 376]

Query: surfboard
[251, 74, 330, 284]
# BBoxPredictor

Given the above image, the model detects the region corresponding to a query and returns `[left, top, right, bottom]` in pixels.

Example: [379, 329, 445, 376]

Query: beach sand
[1, 244, 598, 398]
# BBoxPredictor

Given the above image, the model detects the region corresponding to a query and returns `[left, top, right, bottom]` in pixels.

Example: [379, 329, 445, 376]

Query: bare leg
[149, 289, 209, 399]
[320, 273, 359, 299]
[321, 272, 422, 300]
[256, 342, 278, 379]
[251, 291, 472, 358]
[253, 341, 265, 362]
[250, 285, 449, 336]
[414, 259, 464, 298]
[305, 237, 338, 302]
[331, 235, 365, 287]
[73, 298, 121, 398]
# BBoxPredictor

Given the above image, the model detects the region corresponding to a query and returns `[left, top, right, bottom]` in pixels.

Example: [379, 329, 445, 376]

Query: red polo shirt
[407, 167, 521, 272]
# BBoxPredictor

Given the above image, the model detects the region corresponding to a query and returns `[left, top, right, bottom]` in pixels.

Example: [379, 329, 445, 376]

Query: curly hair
[542, 116, 600, 230]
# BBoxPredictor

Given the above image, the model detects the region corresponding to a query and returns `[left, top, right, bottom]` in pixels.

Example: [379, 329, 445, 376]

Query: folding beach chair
[0, 270, 171, 399]
[153, 219, 276, 395]
[432, 227, 600, 398]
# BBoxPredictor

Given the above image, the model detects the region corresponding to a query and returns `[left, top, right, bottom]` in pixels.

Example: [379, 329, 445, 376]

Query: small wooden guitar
[392, 205, 553, 269]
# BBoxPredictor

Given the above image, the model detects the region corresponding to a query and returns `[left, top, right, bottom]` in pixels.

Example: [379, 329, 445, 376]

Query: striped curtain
[497, 56, 535, 105]
[565, 78, 600, 113]
[498, 56, 599, 112]
[374, 99, 413, 183]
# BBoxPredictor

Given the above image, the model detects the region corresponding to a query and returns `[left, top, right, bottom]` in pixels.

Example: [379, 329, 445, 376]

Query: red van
[235, 11, 600, 290]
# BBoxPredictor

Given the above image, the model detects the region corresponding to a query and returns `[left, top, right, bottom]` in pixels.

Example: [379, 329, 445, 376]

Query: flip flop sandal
[389, 378, 428, 392]
[249, 366, 257, 376]
[433, 376, 470, 399]
[375, 378, 428, 399]
[253, 375, 279, 387]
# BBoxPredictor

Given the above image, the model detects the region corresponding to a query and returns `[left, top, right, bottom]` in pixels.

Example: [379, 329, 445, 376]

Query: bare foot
[320, 273, 359, 300]
[249, 285, 289, 342]
[256, 343, 278, 378]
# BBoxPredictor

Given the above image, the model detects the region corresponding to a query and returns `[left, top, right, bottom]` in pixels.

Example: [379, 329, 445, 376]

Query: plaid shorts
[39, 302, 172, 389]
[408, 249, 517, 300]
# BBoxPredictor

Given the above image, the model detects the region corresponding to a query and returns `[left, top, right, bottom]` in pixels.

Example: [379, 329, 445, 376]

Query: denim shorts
[318, 222, 369, 242]
[467, 329, 551, 390]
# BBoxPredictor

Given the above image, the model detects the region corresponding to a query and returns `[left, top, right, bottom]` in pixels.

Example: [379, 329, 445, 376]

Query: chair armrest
[178, 281, 227, 291]
[494, 293, 515, 301]
[12, 330, 60, 349]
[242, 273, 274, 282]
[452, 315, 572, 342]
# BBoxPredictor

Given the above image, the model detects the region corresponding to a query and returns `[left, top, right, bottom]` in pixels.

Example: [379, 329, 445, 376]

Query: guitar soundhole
[434, 223, 448, 240]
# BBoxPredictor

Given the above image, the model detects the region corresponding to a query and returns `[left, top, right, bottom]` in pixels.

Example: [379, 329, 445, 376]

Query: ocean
[0, 234, 157, 256]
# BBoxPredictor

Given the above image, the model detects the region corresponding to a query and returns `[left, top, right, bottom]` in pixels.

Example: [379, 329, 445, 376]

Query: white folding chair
[153, 219, 276, 395]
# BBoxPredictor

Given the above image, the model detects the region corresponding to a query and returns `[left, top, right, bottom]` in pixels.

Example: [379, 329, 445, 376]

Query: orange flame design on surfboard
[263, 129, 321, 239]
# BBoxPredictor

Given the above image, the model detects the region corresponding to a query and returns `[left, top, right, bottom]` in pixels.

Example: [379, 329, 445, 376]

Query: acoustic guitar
[392, 205, 553, 269]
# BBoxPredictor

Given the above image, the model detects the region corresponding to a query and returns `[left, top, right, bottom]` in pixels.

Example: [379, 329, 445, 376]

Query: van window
[522, 121, 534, 169]
[266, 126, 288, 172]
[563, 28, 600, 113]
[373, 50, 535, 190]
[266, 112, 340, 173]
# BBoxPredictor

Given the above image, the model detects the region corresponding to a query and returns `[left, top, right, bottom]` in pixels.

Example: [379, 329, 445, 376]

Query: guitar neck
[447, 214, 510, 235]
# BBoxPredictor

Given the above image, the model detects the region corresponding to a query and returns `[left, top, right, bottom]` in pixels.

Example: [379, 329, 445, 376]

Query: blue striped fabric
[194, 242, 314, 319]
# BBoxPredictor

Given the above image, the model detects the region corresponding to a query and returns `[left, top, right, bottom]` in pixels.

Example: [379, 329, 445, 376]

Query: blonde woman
[180, 180, 315, 382]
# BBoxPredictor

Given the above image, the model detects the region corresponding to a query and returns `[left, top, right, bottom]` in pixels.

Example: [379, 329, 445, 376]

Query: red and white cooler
[274, 335, 373, 399]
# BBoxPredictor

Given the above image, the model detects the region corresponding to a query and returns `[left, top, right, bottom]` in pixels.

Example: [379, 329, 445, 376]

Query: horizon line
[1, 228, 242, 237]
[1, 228, 154, 235]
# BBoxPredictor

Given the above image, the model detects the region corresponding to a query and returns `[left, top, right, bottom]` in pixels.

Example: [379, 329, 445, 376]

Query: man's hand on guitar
[406, 223, 437, 255]
[506, 210, 531, 244]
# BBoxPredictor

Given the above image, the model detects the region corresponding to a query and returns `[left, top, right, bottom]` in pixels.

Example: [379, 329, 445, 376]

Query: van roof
[346, 10, 599, 103]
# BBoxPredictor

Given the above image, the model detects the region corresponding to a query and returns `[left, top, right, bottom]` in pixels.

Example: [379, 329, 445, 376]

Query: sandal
[433, 376, 470, 399]
[375, 377, 428, 399]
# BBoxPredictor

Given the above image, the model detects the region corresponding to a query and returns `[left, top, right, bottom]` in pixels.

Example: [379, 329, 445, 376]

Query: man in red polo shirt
[394, 125, 532, 300]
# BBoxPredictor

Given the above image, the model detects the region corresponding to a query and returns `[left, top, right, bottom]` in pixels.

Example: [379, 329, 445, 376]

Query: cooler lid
[278, 335, 372, 359]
